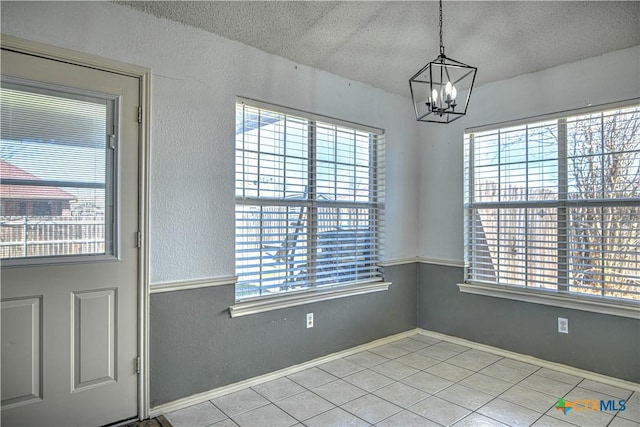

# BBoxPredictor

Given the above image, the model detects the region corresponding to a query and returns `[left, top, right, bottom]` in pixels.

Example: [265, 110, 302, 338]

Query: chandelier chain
[439, 0, 444, 56]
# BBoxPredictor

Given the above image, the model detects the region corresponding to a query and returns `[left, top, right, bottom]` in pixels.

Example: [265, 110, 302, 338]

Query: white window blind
[0, 81, 114, 260]
[464, 104, 640, 303]
[235, 101, 385, 301]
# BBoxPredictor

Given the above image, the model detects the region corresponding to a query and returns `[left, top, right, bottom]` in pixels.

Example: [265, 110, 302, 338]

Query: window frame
[233, 98, 388, 310]
[462, 99, 640, 319]
[0, 77, 121, 267]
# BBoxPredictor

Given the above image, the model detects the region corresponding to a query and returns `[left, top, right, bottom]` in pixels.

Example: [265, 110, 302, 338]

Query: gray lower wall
[151, 261, 638, 406]
[418, 263, 640, 383]
[150, 263, 417, 406]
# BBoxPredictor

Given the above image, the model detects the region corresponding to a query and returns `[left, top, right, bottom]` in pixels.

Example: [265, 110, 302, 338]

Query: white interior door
[1, 48, 140, 427]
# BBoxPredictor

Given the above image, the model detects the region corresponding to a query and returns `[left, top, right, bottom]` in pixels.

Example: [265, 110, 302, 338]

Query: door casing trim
[0, 34, 152, 421]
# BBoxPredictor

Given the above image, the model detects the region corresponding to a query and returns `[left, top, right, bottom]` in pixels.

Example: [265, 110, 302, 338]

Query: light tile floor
[164, 333, 639, 427]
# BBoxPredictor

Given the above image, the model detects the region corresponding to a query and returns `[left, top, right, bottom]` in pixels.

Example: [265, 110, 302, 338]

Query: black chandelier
[409, 0, 477, 124]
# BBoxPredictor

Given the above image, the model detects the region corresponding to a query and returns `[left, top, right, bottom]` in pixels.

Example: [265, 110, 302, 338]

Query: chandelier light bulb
[445, 81, 452, 96]
[451, 85, 457, 100]
[432, 88, 438, 103]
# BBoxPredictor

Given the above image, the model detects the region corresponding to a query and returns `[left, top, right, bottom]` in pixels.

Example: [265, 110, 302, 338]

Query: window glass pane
[567, 107, 640, 200]
[567, 113, 603, 199]
[355, 166, 371, 202]
[335, 164, 355, 201]
[497, 208, 527, 286]
[500, 163, 527, 201]
[602, 108, 640, 199]
[567, 205, 605, 296]
[1, 84, 112, 260]
[601, 205, 640, 300]
[336, 127, 355, 164]
[473, 168, 498, 203]
[567, 206, 640, 299]
[528, 160, 558, 200]
[527, 207, 558, 290]
[471, 208, 498, 282]
[316, 206, 376, 286]
[235, 106, 309, 200]
[500, 125, 527, 165]
[568, 113, 603, 157]
[567, 154, 603, 199]
[235, 204, 309, 299]
[355, 133, 370, 168]
[527, 121, 558, 162]
[316, 162, 336, 199]
[528, 122, 558, 200]
[474, 131, 500, 168]
[316, 124, 335, 163]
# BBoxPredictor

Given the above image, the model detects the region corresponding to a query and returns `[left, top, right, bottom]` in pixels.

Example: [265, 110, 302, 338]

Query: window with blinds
[0, 81, 114, 261]
[235, 101, 385, 301]
[464, 104, 640, 303]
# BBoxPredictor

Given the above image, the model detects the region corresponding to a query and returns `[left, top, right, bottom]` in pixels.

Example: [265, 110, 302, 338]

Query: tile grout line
[166, 333, 637, 427]
[300, 337, 505, 426]
[373, 339, 563, 427]
[331, 338, 538, 427]
[264, 337, 441, 426]
[417, 329, 640, 393]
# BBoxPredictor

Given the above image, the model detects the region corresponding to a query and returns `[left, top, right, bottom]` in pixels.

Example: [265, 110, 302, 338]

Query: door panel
[72, 288, 117, 391]
[1, 49, 140, 426]
[1, 297, 42, 408]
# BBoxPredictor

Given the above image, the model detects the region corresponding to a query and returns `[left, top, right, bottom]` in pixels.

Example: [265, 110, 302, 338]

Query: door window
[0, 80, 117, 263]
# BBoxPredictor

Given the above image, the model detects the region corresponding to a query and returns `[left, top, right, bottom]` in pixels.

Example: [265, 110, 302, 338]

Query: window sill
[229, 281, 391, 318]
[458, 282, 640, 319]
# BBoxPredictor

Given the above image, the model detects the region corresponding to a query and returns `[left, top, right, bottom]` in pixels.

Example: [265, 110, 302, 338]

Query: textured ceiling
[116, 1, 640, 97]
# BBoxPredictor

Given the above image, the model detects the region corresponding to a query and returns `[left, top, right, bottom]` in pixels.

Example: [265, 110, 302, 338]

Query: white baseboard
[150, 327, 639, 418]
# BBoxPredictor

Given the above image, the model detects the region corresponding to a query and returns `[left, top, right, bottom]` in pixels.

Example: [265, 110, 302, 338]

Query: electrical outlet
[558, 317, 569, 334]
[306, 313, 314, 328]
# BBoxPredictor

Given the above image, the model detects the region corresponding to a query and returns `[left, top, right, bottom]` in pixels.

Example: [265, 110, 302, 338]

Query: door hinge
[108, 125, 116, 149]
[137, 106, 142, 124]
[136, 356, 141, 375]
[136, 231, 142, 248]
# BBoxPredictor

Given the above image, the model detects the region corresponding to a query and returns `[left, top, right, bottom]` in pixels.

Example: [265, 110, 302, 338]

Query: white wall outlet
[558, 317, 569, 334]
[306, 313, 314, 328]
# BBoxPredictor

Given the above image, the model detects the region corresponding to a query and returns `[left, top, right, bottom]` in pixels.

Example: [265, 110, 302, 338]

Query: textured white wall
[1, 1, 419, 283]
[6, 2, 633, 279]
[417, 45, 640, 262]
